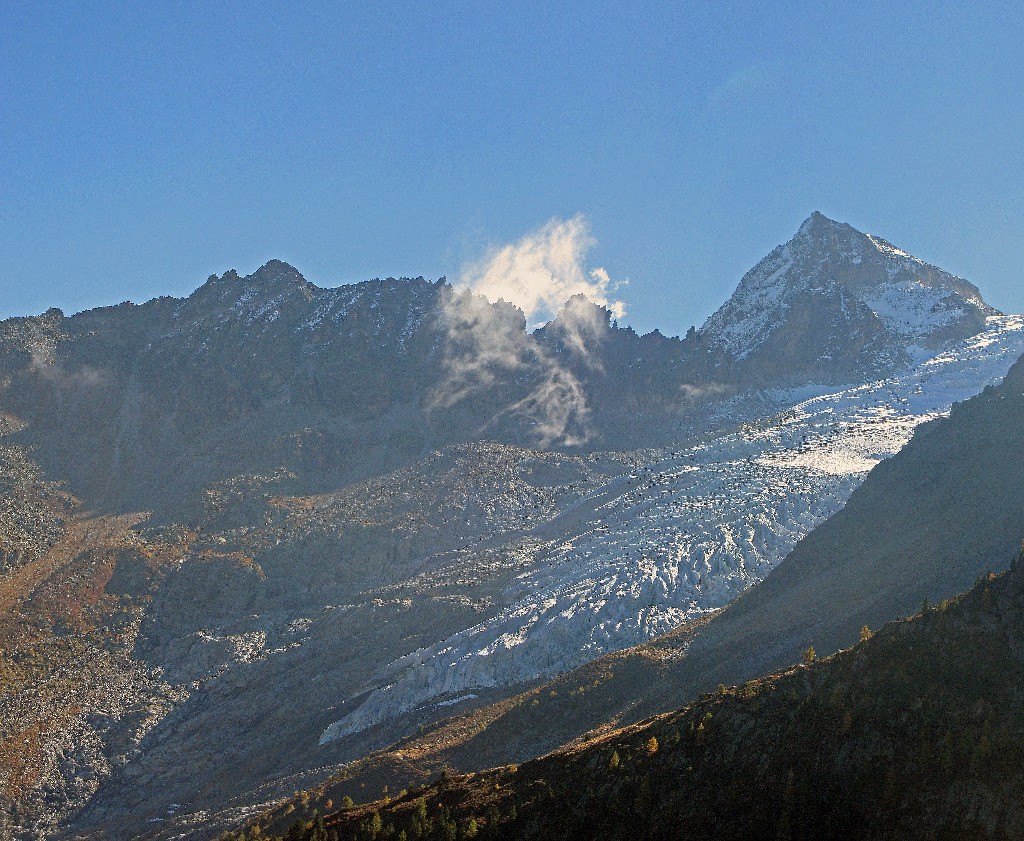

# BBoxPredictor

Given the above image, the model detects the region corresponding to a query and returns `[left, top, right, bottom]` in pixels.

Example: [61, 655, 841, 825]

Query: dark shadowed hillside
[265, 560, 1024, 841]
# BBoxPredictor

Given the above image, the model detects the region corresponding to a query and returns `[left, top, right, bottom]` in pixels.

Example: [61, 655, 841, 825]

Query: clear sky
[2, 1, 1022, 335]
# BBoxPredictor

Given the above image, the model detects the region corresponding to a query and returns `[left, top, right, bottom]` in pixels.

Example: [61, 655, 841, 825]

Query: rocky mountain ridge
[3, 214, 994, 520]
[1, 264, 709, 519]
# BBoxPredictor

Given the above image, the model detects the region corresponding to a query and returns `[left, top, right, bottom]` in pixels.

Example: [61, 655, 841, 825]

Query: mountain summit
[700, 212, 998, 383]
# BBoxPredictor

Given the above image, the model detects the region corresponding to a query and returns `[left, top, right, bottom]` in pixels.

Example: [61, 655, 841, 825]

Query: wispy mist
[431, 216, 627, 447]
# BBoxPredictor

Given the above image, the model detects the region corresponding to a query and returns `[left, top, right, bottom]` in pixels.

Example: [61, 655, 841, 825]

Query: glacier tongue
[320, 315, 1024, 744]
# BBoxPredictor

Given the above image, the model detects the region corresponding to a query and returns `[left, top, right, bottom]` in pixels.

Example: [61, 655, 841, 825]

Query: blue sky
[2, 1, 1022, 335]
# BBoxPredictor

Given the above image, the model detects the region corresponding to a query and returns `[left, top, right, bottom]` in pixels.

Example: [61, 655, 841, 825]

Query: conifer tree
[311, 811, 327, 841]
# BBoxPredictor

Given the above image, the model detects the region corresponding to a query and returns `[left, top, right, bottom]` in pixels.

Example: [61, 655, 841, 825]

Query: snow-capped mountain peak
[700, 213, 997, 382]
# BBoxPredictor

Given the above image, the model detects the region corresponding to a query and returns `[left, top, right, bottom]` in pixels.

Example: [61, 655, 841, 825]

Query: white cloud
[457, 215, 626, 326]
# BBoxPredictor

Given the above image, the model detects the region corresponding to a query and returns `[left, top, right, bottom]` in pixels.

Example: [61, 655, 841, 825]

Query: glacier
[321, 314, 1024, 743]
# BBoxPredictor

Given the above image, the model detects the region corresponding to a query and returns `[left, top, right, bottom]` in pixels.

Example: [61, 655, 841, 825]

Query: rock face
[701, 211, 997, 384]
[0, 265, 711, 518]
[0, 215, 1016, 840]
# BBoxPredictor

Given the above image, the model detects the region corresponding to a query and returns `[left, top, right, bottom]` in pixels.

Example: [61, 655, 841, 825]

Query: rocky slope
[0, 502, 190, 841]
